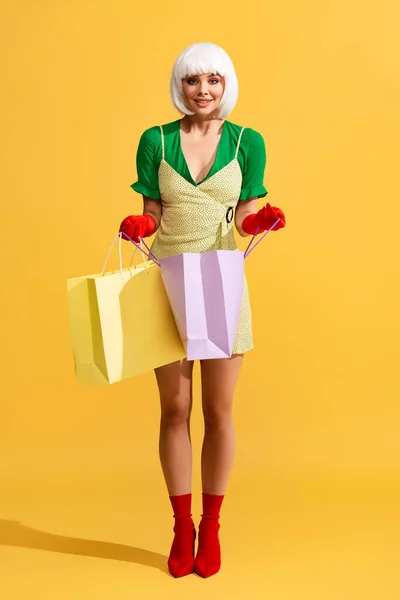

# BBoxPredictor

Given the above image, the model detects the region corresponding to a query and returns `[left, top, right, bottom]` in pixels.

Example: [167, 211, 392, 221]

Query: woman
[119, 42, 286, 578]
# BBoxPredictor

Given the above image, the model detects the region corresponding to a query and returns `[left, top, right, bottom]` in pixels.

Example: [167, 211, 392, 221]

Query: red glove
[242, 202, 286, 235]
[119, 214, 156, 243]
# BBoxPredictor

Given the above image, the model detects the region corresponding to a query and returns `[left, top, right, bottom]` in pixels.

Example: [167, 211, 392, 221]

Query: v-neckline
[161, 157, 238, 188]
[178, 119, 227, 187]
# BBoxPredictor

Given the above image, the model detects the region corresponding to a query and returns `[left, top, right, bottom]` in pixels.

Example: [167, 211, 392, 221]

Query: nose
[198, 80, 210, 96]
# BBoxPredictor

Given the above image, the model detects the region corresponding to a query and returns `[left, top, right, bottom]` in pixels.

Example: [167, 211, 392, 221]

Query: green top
[130, 119, 268, 201]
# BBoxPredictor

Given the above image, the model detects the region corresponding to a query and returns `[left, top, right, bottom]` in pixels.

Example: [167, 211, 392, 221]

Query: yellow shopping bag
[66, 234, 185, 384]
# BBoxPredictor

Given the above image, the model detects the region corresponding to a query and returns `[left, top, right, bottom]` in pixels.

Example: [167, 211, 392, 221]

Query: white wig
[170, 42, 239, 119]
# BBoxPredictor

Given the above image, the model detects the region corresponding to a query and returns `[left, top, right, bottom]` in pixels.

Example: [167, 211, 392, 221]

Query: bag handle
[118, 232, 160, 265]
[128, 237, 149, 272]
[101, 233, 160, 280]
[243, 217, 281, 259]
[133, 234, 160, 265]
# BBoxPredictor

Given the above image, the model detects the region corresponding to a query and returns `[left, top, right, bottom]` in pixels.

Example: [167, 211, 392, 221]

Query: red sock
[168, 493, 196, 578]
[194, 493, 225, 578]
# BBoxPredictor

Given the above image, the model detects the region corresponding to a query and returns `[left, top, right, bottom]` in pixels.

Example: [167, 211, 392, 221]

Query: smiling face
[181, 72, 225, 117]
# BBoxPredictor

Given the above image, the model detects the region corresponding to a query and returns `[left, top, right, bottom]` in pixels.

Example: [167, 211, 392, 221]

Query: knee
[202, 398, 233, 427]
[160, 395, 191, 426]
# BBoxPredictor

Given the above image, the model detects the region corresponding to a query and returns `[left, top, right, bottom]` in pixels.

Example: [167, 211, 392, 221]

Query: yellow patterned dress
[130, 119, 268, 355]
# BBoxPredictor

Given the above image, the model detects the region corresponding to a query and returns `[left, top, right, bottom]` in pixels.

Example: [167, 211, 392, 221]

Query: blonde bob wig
[170, 42, 239, 119]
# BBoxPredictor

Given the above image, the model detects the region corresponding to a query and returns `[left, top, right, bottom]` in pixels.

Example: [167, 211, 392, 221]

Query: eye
[186, 78, 197, 85]
[209, 79, 220, 84]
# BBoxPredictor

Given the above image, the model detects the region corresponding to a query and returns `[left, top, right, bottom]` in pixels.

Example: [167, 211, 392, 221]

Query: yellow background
[1, 0, 399, 598]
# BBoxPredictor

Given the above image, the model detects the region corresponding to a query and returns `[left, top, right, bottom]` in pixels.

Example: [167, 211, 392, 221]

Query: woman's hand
[242, 202, 286, 235]
[119, 213, 156, 243]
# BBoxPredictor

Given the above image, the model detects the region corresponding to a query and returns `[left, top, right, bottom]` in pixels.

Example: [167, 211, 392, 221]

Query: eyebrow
[186, 72, 221, 77]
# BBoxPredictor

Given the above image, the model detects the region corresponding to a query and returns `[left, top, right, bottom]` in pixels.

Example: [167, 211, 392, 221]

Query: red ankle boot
[195, 493, 224, 578]
[168, 493, 196, 578]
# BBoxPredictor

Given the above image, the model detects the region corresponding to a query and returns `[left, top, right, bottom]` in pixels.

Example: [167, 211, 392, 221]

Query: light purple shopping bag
[121, 216, 280, 361]
[159, 250, 244, 360]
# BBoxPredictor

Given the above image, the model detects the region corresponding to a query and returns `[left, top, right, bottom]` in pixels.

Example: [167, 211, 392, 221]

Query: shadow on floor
[0, 519, 170, 575]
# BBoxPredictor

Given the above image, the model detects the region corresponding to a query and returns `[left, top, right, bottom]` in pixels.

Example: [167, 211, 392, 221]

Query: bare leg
[200, 354, 243, 494]
[155, 359, 196, 578]
[194, 354, 244, 578]
[155, 359, 194, 496]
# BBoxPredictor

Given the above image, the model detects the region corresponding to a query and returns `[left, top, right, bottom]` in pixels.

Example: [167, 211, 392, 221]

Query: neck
[181, 114, 225, 134]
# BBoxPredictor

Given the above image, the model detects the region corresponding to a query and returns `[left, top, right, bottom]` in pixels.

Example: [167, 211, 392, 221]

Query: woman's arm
[235, 198, 259, 237]
[143, 196, 162, 230]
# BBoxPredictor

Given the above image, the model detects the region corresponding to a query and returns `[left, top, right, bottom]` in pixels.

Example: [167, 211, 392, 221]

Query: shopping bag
[66, 235, 185, 384]
[160, 250, 244, 360]
[132, 216, 281, 361]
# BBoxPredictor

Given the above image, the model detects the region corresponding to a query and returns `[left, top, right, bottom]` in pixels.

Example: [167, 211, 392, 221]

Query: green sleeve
[239, 128, 268, 201]
[130, 127, 161, 201]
